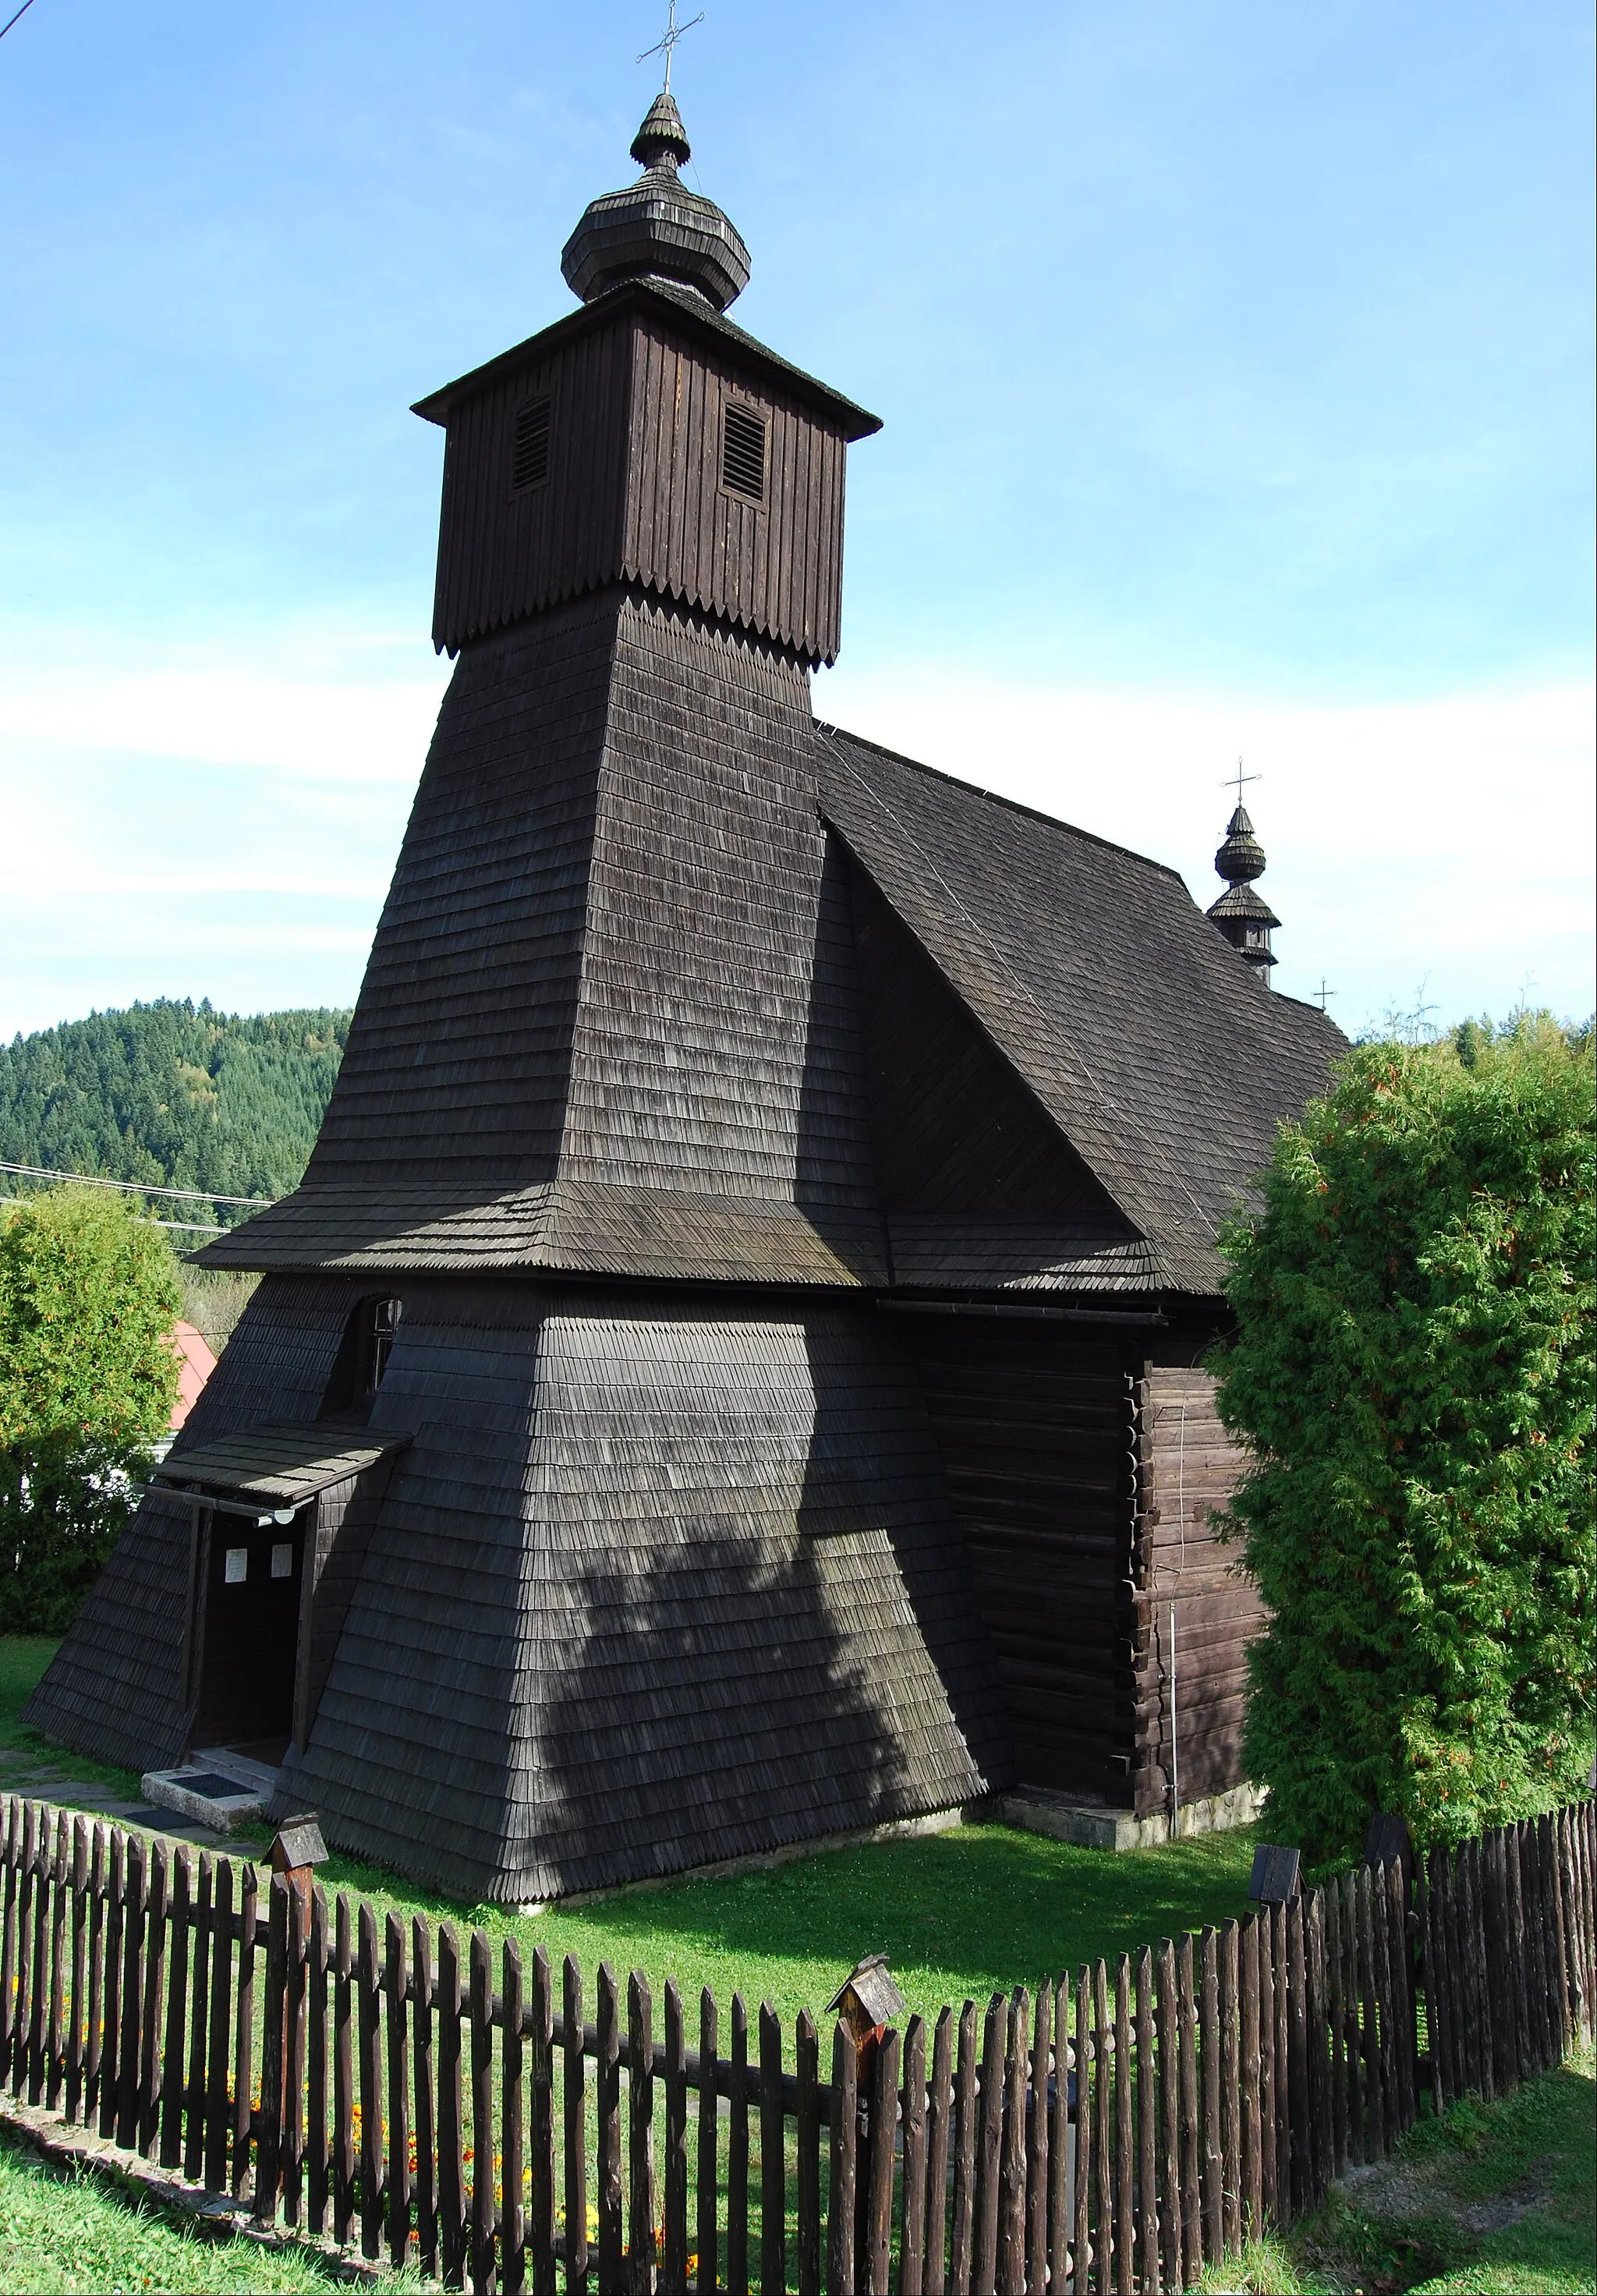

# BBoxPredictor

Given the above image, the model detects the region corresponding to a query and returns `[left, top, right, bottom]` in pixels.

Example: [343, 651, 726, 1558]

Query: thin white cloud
[0, 663, 448, 784]
[819, 664, 1596, 1032]
[2, 626, 1591, 1042]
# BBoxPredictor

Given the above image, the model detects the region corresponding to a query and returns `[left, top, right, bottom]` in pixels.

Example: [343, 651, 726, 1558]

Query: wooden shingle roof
[816, 725, 1344, 1295]
[193, 607, 1340, 1301]
[152, 1418, 413, 1505]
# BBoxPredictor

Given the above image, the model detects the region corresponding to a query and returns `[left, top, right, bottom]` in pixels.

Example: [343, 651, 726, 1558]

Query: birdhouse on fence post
[271, 1811, 328, 1926]
[827, 1951, 906, 2062]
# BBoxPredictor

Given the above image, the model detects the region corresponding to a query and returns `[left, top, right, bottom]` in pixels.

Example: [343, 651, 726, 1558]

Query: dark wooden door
[193, 1512, 306, 1751]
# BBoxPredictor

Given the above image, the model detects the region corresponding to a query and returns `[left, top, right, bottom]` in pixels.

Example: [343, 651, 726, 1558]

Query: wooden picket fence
[0, 1794, 1592, 2293]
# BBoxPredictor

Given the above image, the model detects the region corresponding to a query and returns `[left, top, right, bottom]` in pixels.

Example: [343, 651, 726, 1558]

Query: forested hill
[0, 1001, 351, 1226]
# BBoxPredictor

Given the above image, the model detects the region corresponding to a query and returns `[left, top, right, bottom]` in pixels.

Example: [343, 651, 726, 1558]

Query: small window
[721, 402, 767, 502]
[318, 1293, 403, 1417]
[366, 1296, 402, 1395]
[224, 1548, 248, 1584]
[271, 1543, 294, 1580]
[511, 398, 551, 492]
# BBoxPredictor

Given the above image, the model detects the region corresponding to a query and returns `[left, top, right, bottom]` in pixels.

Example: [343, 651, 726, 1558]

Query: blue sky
[2, 0, 1592, 1039]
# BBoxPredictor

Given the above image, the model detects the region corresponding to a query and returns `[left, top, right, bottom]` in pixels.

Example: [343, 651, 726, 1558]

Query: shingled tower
[31, 98, 1342, 1892]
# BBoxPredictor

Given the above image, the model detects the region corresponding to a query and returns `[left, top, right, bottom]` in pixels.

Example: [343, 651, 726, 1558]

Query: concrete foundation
[998, 1779, 1265, 1852]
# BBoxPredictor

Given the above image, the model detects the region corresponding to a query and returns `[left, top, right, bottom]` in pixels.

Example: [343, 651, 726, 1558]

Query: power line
[0, 1194, 225, 1235]
[0, 0, 41, 42]
[0, 1160, 270, 1208]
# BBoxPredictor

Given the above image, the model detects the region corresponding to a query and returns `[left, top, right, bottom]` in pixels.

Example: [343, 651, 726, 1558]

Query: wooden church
[30, 94, 1342, 1901]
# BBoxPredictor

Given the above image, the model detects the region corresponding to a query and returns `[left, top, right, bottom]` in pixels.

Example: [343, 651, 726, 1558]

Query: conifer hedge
[1213, 1016, 1595, 1863]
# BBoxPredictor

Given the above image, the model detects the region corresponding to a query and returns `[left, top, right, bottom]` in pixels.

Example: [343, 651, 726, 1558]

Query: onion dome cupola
[561, 93, 752, 312]
[1206, 803, 1280, 983]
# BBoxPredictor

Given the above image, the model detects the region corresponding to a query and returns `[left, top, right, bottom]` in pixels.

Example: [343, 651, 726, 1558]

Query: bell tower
[286, 98, 887, 1239]
[413, 94, 879, 667]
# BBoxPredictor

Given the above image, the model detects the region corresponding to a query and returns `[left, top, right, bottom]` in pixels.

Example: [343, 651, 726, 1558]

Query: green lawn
[0, 2128, 359, 2294]
[1, 1633, 1259, 2027]
[1189, 2043, 1597, 2295]
[0, 1636, 144, 1801]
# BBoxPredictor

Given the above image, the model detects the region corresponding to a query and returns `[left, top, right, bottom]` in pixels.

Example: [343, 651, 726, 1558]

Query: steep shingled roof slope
[815, 725, 1344, 1293]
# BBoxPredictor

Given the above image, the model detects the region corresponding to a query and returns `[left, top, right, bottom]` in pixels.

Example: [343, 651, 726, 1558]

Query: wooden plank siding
[908, 1321, 1136, 1802]
[430, 320, 632, 657]
[1131, 1345, 1262, 1813]
[621, 310, 846, 666]
[430, 304, 850, 665]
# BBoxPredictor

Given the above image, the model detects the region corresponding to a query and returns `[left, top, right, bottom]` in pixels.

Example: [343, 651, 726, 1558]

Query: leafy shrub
[1213, 1014, 1595, 1863]
[0, 1187, 181, 1632]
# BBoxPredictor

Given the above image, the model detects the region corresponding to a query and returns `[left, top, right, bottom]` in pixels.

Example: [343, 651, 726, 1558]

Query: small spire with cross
[1206, 770, 1280, 985]
[1314, 980, 1337, 1012]
[638, 1, 705, 94]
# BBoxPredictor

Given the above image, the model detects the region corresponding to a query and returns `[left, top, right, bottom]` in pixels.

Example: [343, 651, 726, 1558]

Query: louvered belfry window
[511, 398, 551, 492]
[721, 401, 767, 502]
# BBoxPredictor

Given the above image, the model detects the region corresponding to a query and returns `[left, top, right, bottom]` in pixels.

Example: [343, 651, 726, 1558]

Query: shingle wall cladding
[845, 858, 1135, 1225]
[557, 596, 876, 1208]
[23, 1275, 367, 1773]
[287, 1280, 1004, 1901]
[303, 594, 614, 1190]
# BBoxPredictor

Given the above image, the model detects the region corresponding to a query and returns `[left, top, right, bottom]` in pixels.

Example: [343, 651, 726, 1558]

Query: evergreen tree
[0, 999, 350, 1228]
[0, 1188, 182, 1633]
[1213, 1015, 1595, 1862]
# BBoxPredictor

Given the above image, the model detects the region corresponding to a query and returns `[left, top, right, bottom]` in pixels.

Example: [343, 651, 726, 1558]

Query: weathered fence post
[864, 2022, 899, 2296]
[48, 1809, 71, 2118]
[437, 1919, 467, 2291]
[356, 1898, 383, 2261]
[661, 1979, 688, 2296]
[759, 1998, 784, 2296]
[529, 1944, 555, 2296]
[972, 1990, 1004, 2294]
[1027, 1983, 1052, 2296]
[692, 1983, 714, 2296]
[926, 2002, 954, 2296]
[597, 1962, 624, 2296]
[568, 1958, 592, 2296]
[826, 2018, 857, 2296]
[629, 1969, 656, 2296]
[796, 2006, 823, 2296]
[468, 1926, 494, 2296]
[500, 1936, 525, 2296]
[898, 2012, 927, 2296]
[334, 1894, 356, 2249]
[387, 1909, 413, 2269]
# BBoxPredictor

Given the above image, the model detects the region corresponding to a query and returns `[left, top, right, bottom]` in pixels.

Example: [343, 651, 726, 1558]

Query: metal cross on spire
[637, 0, 705, 93]
[1223, 759, 1261, 810]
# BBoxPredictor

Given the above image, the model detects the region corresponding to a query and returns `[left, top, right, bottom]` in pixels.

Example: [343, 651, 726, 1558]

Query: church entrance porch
[191, 1509, 307, 1757]
[135, 1417, 414, 1797]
